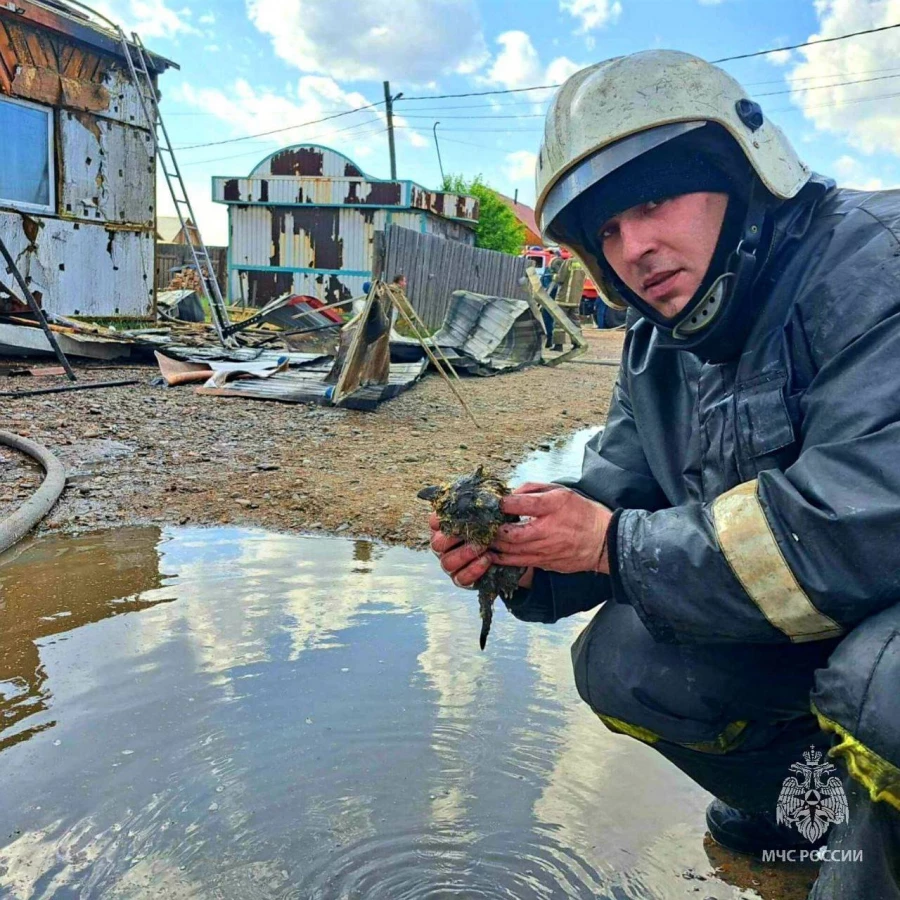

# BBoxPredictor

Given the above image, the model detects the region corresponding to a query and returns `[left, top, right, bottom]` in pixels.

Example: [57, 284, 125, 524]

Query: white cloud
[484, 31, 584, 92]
[760, 35, 792, 66]
[784, 0, 900, 155]
[90, 0, 199, 38]
[505, 150, 538, 182]
[245, 0, 489, 83]
[198, 11, 215, 24]
[832, 154, 886, 190]
[486, 31, 542, 89]
[545, 56, 584, 85]
[560, 0, 622, 32]
[767, 49, 793, 66]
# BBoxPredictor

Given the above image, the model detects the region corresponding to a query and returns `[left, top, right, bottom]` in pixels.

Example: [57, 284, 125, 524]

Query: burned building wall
[0, 10, 162, 317]
[215, 145, 477, 307]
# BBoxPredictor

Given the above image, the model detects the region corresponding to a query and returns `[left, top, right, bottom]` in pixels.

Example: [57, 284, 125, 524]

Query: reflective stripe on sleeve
[712, 480, 843, 643]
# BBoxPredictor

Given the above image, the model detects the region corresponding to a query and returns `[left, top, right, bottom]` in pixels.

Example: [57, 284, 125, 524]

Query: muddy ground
[1, 329, 623, 545]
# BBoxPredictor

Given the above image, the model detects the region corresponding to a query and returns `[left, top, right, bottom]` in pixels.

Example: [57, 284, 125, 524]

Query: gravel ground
[0, 329, 624, 546]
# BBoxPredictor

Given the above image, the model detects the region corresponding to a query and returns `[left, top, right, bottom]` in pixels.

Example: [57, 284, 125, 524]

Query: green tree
[442, 174, 526, 255]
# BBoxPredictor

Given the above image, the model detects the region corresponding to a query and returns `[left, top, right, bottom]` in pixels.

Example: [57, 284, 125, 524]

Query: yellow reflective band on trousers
[813, 704, 900, 813]
[596, 714, 750, 754]
[712, 480, 843, 643]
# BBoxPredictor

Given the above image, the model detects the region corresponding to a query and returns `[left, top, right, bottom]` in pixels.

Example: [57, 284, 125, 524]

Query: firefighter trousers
[575, 600, 900, 899]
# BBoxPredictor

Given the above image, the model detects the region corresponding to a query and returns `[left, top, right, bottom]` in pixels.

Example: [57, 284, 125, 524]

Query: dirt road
[1, 329, 624, 545]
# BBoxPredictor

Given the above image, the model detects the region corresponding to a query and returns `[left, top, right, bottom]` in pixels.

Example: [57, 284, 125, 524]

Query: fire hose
[0, 431, 66, 555]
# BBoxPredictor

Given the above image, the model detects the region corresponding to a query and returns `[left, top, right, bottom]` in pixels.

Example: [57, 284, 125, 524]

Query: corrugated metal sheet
[422, 212, 476, 245]
[59, 112, 155, 226]
[213, 176, 405, 208]
[232, 270, 371, 308]
[228, 205, 429, 306]
[0, 211, 154, 316]
[0, 9, 167, 319]
[409, 186, 478, 221]
[214, 175, 478, 225]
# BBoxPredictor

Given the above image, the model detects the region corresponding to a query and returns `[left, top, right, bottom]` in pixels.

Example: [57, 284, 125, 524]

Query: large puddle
[0, 431, 750, 899]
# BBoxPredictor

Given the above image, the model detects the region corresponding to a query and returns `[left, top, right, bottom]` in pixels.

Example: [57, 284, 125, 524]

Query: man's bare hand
[489, 482, 612, 575]
[429, 512, 534, 589]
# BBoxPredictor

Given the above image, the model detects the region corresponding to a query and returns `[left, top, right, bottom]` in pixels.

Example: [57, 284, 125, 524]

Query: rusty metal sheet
[229, 206, 425, 273]
[214, 176, 405, 208]
[2, 2, 176, 74]
[0, 17, 155, 126]
[232, 269, 369, 309]
[410, 185, 478, 223]
[59, 112, 155, 226]
[0, 211, 154, 317]
[194, 359, 428, 409]
[251, 146, 347, 179]
[421, 213, 476, 244]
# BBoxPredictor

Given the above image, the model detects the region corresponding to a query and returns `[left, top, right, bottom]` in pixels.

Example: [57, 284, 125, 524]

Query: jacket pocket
[735, 374, 798, 478]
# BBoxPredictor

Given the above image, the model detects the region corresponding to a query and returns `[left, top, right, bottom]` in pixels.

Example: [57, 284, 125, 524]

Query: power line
[400, 84, 559, 102]
[710, 21, 900, 64]
[756, 71, 900, 98]
[398, 112, 546, 120]
[175, 101, 385, 150]
[393, 21, 900, 104]
[768, 87, 900, 114]
[395, 124, 542, 134]
[744, 64, 900, 87]
[180, 125, 388, 167]
[169, 22, 900, 153]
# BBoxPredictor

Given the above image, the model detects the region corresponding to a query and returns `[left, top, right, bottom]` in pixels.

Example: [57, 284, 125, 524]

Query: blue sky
[96, 0, 900, 244]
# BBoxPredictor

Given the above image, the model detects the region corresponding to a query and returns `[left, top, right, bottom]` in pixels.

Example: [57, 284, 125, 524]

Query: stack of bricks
[165, 268, 207, 292]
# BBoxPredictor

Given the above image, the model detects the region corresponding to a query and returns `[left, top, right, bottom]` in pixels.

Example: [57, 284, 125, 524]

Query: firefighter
[430, 51, 900, 897]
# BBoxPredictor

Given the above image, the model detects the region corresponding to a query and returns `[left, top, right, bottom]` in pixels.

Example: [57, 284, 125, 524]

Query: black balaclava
[568, 125, 776, 363]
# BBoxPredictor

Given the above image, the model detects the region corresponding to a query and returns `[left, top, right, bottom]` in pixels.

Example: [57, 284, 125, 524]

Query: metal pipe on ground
[0, 379, 140, 399]
[0, 432, 66, 555]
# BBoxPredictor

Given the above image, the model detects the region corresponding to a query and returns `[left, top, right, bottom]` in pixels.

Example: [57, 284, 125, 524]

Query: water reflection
[0, 425, 754, 899]
[510, 426, 602, 488]
[0, 522, 741, 899]
[0, 527, 173, 751]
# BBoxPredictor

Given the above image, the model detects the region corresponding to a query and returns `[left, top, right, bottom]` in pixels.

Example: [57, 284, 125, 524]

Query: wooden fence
[155, 243, 228, 295]
[380, 225, 530, 329]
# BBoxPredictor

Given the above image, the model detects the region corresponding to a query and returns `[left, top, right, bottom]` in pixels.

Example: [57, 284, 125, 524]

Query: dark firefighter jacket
[509, 176, 900, 649]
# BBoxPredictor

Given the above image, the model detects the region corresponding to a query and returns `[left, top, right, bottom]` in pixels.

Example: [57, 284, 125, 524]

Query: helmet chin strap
[670, 271, 733, 338]
[660, 180, 771, 351]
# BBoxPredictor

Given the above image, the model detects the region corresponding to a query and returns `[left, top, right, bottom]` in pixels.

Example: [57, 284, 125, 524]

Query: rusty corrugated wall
[0, 5, 170, 318]
[213, 144, 477, 307]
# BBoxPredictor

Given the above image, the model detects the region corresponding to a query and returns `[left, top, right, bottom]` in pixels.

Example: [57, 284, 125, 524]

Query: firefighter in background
[430, 51, 900, 898]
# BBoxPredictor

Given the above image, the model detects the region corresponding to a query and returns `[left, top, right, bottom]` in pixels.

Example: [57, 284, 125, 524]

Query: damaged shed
[213, 144, 479, 308]
[0, 0, 175, 318]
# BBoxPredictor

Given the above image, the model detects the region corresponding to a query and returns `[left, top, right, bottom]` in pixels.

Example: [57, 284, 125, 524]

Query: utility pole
[384, 80, 397, 180]
[433, 121, 445, 185]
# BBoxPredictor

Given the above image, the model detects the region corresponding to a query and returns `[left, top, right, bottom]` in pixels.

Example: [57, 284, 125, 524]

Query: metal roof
[4, 0, 178, 72]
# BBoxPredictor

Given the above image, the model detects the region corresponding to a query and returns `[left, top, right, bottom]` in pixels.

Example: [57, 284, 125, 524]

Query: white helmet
[536, 50, 809, 237]
[533, 50, 812, 360]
